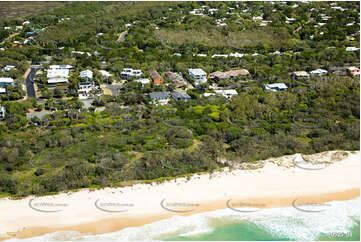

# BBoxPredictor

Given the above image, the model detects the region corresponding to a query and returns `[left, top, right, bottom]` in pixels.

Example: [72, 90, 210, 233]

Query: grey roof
[148, 92, 169, 100]
[171, 91, 191, 100]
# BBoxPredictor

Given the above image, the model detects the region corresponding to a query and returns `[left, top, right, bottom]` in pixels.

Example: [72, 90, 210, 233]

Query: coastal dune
[0, 150, 359, 240]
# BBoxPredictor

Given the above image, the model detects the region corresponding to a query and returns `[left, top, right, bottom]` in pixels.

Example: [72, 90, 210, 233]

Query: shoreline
[0, 150, 359, 240]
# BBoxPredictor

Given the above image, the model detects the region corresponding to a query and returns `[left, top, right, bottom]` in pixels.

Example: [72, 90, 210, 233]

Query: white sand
[0, 150, 359, 239]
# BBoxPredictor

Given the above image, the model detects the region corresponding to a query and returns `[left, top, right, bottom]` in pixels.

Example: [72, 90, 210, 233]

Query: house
[347, 66, 360, 76]
[2, 65, 16, 72]
[99, 70, 112, 78]
[346, 47, 359, 52]
[264, 83, 288, 92]
[0, 77, 15, 89]
[0, 106, 5, 119]
[46, 69, 69, 79]
[120, 68, 142, 79]
[135, 78, 151, 87]
[329, 67, 347, 76]
[291, 71, 310, 79]
[171, 91, 192, 102]
[164, 72, 187, 87]
[149, 70, 164, 85]
[49, 65, 73, 70]
[80, 70, 93, 80]
[148, 92, 170, 105]
[202, 93, 216, 97]
[209, 69, 249, 80]
[47, 78, 69, 84]
[214, 89, 238, 98]
[0, 87, 5, 94]
[78, 81, 95, 99]
[310, 69, 328, 77]
[188, 68, 207, 85]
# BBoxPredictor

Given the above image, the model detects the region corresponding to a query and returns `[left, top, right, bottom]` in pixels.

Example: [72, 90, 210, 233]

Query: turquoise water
[165, 219, 360, 241]
[164, 220, 292, 241]
[14, 198, 360, 241]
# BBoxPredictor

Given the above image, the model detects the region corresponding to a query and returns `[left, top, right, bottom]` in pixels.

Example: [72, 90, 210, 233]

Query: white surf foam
[6, 197, 359, 241]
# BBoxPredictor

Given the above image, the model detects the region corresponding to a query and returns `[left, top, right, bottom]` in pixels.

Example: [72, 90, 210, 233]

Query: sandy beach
[0, 150, 359, 240]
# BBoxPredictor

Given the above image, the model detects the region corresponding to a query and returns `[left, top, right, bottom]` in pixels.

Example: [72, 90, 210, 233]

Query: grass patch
[154, 26, 291, 48]
[0, 2, 65, 21]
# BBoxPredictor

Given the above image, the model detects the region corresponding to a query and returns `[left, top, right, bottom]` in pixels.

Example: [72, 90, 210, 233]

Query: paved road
[25, 67, 38, 98]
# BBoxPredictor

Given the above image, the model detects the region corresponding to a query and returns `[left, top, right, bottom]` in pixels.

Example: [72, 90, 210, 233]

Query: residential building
[148, 92, 169, 105]
[120, 68, 142, 79]
[346, 47, 359, 52]
[209, 69, 249, 80]
[264, 83, 288, 92]
[171, 91, 192, 102]
[2, 65, 16, 72]
[0, 77, 15, 86]
[78, 81, 95, 99]
[310, 69, 328, 77]
[0, 87, 5, 94]
[150, 70, 164, 85]
[49, 65, 73, 70]
[80, 70, 93, 80]
[135, 78, 151, 87]
[329, 67, 347, 76]
[164, 72, 187, 87]
[47, 69, 69, 79]
[0, 106, 5, 119]
[188, 68, 207, 85]
[99, 70, 112, 78]
[47, 78, 69, 84]
[291, 71, 310, 79]
[214, 89, 238, 98]
[347, 66, 360, 76]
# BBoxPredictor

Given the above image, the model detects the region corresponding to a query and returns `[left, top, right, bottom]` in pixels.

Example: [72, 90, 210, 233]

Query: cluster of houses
[291, 66, 360, 79]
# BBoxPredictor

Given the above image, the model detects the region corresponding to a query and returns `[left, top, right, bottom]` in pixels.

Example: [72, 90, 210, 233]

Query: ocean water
[8, 197, 360, 241]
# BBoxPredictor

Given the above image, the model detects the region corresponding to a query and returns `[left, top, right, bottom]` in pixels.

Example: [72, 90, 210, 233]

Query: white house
[78, 81, 95, 100]
[135, 78, 150, 87]
[212, 54, 228, 58]
[346, 47, 359, 52]
[99, 70, 112, 78]
[214, 89, 238, 98]
[0, 77, 14, 85]
[0, 106, 5, 119]
[310, 69, 328, 77]
[49, 64, 73, 69]
[188, 68, 207, 85]
[120, 68, 142, 79]
[47, 78, 69, 84]
[2, 65, 16, 72]
[264, 83, 288, 92]
[0, 87, 6, 94]
[47, 69, 69, 79]
[80, 70, 93, 80]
